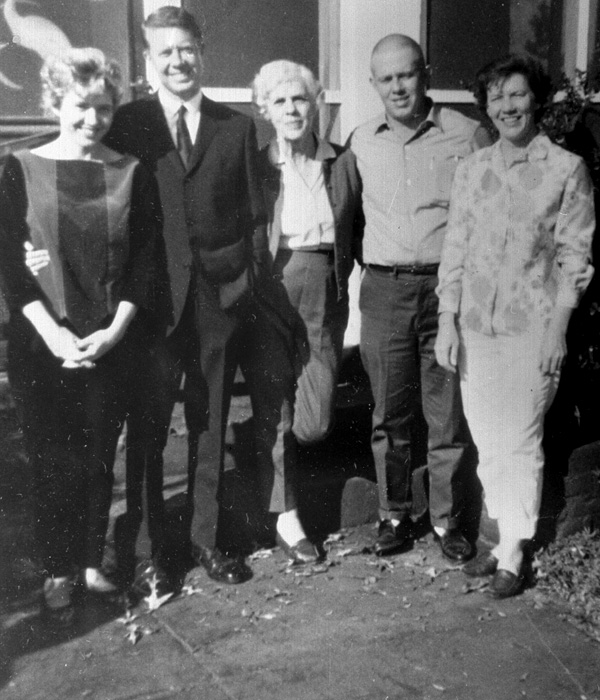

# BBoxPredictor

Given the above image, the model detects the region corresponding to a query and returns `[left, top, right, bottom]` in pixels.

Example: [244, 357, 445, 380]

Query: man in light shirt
[347, 34, 489, 559]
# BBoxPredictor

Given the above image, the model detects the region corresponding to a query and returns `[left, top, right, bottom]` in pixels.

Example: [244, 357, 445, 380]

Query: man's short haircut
[41, 47, 122, 116]
[251, 60, 323, 118]
[370, 34, 426, 75]
[474, 54, 552, 121]
[142, 5, 204, 51]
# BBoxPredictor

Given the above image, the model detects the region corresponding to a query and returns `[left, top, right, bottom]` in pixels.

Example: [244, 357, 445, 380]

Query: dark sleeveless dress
[0, 151, 161, 576]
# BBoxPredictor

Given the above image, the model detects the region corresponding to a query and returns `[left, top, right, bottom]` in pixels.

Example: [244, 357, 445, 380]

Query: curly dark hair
[474, 54, 553, 123]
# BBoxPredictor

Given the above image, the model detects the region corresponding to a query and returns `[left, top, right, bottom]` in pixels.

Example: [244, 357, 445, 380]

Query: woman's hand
[76, 327, 122, 363]
[435, 311, 460, 373]
[24, 241, 50, 276]
[21, 300, 94, 368]
[75, 301, 137, 363]
[539, 306, 572, 375]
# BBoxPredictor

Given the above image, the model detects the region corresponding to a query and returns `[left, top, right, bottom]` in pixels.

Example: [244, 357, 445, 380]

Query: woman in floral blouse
[435, 55, 595, 598]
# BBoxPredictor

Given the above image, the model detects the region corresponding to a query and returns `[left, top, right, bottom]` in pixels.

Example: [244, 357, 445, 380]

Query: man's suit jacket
[104, 94, 268, 334]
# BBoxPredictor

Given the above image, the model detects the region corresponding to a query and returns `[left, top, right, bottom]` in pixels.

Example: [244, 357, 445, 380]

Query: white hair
[251, 60, 323, 118]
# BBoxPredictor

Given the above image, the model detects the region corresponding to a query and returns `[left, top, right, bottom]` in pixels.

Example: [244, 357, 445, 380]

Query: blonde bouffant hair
[41, 47, 123, 116]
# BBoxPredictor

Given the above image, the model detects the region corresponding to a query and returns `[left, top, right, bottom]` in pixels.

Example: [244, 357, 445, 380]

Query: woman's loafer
[276, 534, 319, 565]
[488, 569, 524, 599]
[463, 550, 499, 577]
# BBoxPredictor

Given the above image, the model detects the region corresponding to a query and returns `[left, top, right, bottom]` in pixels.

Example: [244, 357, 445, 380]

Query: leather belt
[366, 263, 439, 275]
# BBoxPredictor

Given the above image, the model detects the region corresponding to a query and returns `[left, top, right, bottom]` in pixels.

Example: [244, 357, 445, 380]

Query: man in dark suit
[105, 5, 300, 585]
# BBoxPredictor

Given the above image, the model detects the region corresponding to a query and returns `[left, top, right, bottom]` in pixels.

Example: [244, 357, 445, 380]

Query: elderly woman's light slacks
[459, 325, 560, 554]
[273, 249, 349, 445]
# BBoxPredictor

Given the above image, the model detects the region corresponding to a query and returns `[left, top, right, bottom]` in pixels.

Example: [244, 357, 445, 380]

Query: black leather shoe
[276, 534, 319, 565]
[488, 569, 524, 599]
[435, 529, 473, 562]
[131, 559, 173, 598]
[463, 550, 499, 577]
[374, 520, 411, 556]
[197, 547, 252, 585]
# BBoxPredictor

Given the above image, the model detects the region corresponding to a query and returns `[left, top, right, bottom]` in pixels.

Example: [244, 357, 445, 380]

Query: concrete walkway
[2, 526, 600, 700]
[1, 389, 599, 700]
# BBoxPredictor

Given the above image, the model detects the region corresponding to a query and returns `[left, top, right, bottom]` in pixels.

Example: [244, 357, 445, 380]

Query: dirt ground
[1, 386, 599, 700]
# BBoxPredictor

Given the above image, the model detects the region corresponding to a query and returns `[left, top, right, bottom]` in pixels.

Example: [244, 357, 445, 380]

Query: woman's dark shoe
[463, 550, 499, 577]
[488, 569, 524, 599]
[434, 529, 473, 562]
[42, 576, 75, 628]
[276, 534, 319, 565]
[374, 520, 412, 556]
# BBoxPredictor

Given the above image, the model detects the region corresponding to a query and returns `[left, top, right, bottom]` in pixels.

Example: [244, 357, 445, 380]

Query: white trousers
[459, 327, 560, 562]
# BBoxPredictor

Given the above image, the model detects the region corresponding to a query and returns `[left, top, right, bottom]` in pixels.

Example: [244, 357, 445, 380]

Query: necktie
[176, 105, 192, 166]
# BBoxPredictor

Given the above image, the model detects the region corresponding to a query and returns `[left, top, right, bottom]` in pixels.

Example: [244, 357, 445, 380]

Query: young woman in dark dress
[0, 48, 161, 623]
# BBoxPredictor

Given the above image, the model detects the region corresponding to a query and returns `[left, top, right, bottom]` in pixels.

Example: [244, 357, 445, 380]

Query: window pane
[184, 0, 319, 88]
[427, 0, 564, 90]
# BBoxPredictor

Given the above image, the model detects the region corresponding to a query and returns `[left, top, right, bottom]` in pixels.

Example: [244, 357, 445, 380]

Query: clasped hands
[23, 242, 121, 369]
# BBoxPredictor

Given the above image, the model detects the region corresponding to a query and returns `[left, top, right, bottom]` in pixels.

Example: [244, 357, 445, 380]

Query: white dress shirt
[157, 86, 202, 146]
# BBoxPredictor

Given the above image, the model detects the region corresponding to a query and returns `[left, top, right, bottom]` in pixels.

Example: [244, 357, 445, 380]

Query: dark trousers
[9, 315, 156, 577]
[153, 279, 298, 553]
[359, 267, 468, 529]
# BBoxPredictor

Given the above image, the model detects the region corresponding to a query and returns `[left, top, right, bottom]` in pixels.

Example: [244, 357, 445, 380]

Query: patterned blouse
[436, 133, 595, 336]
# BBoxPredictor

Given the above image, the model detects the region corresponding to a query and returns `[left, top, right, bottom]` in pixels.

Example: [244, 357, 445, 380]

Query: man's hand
[24, 241, 50, 276]
[435, 311, 460, 373]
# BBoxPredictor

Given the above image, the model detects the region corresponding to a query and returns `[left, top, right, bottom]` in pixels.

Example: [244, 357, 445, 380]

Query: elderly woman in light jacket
[252, 61, 363, 472]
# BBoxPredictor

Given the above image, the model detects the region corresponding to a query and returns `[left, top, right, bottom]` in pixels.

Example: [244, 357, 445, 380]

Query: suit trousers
[459, 326, 560, 556]
[273, 249, 349, 445]
[153, 278, 298, 553]
[359, 267, 468, 527]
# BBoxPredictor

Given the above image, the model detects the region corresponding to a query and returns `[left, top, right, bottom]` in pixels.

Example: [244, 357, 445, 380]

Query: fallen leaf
[117, 609, 138, 625]
[143, 575, 174, 611]
[249, 548, 275, 561]
[424, 567, 437, 580]
[125, 624, 142, 645]
[324, 533, 344, 544]
[181, 584, 204, 596]
[461, 579, 488, 594]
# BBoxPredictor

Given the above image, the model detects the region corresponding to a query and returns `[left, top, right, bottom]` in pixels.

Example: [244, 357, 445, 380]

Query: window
[427, 0, 565, 91]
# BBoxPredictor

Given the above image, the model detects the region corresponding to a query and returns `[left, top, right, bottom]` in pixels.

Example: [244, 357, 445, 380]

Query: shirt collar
[488, 131, 549, 164]
[157, 86, 203, 119]
[373, 97, 438, 136]
[269, 133, 336, 167]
